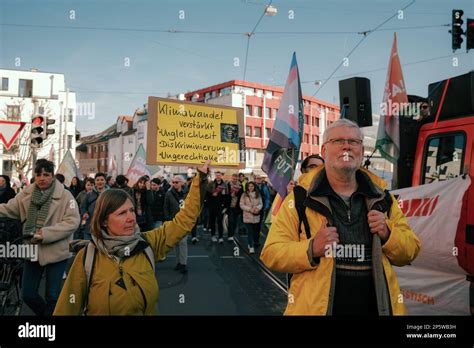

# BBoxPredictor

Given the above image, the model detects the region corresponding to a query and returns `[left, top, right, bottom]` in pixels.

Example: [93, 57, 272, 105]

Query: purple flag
[262, 53, 304, 199]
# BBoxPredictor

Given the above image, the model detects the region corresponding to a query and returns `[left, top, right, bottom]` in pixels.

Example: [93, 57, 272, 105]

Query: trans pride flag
[262, 53, 304, 200]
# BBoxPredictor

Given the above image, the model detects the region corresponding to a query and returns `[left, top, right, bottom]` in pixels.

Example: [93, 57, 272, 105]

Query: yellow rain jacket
[260, 166, 421, 315]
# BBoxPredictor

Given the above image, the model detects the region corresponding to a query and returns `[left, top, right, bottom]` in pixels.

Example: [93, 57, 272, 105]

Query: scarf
[24, 181, 56, 236]
[91, 225, 145, 260]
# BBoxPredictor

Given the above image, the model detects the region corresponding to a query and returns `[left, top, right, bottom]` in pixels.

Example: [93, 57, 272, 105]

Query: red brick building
[184, 80, 340, 169]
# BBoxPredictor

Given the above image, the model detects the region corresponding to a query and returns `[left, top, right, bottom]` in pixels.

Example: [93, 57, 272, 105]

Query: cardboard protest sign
[147, 97, 245, 168]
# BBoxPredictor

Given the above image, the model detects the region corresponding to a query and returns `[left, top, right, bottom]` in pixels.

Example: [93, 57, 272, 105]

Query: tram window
[422, 133, 465, 184]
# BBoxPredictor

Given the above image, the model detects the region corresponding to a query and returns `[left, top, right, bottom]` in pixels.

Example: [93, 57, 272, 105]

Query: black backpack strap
[372, 189, 394, 218]
[288, 185, 311, 291]
[384, 190, 393, 218]
[293, 186, 311, 240]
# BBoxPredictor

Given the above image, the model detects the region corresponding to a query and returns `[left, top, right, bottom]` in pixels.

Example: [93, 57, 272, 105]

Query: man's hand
[367, 210, 390, 242]
[312, 225, 339, 258]
[197, 160, 211, 175]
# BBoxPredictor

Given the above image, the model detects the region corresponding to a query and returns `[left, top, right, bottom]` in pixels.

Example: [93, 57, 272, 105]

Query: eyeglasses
[325, 138, 363, 146]
[172, 181, 180, 184]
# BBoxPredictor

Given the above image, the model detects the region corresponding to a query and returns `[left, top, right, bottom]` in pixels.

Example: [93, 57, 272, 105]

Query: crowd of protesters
[0, 154, 325, 315]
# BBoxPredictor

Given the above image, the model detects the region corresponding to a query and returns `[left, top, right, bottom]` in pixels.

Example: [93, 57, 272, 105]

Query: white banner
[391, 176, 471, 315]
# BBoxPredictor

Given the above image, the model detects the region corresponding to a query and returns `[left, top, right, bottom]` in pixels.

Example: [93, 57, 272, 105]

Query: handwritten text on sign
[154, 100, 240, 165]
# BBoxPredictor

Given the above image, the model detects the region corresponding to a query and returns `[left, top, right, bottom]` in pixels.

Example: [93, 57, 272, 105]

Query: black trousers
[208, 207, 224, 238]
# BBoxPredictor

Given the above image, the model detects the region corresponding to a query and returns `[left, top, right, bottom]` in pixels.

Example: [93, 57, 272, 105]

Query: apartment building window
[265, 128, 271, 138]
[256, 89, 263, 97]
[246, 105, 252, 116]
[211, 90, 217, 98]
[273, 108, 278, 118]
[67, 135, 73, 149]
[68, 108, 74, 122]
[254, 106, 262, 117]
[18, 79, 33, 97]
[38, 106, 45, 115]
[313, 135, 320, 145]
[245, 126, 251, 137]
[264, 107, 271, 119]
[1, 78, 8, 91]
[304, 133, 309, 143]
[265, 90, 272, 98]
[7, 105, 20, 120]
[220, 87, 232, 96]
[254, 127, 262, 137]
[315, 117, 320, 127]
[305, 115, 309, 124]
[239, 86, 254, 95]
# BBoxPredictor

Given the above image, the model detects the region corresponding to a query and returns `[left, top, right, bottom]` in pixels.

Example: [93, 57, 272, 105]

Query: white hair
[172, 175, 185, 182]
[322, 119, 364, 143]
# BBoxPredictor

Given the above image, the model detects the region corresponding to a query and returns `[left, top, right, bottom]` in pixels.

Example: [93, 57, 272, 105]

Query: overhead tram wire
[311, 0, 417, 97]
[0, 21, 446, 37]
[299, 52, 468, 86]
[242, 0, 273, 80]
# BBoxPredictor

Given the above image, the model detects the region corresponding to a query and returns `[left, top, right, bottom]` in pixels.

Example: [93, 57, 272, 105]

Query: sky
[1, 0, 473, 136]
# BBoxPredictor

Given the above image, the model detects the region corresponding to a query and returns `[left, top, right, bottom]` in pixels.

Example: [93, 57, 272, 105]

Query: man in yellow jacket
[261, 119, 421, 315]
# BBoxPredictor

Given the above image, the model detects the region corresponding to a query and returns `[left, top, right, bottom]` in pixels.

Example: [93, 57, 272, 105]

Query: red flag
[376, 33, 408, 163]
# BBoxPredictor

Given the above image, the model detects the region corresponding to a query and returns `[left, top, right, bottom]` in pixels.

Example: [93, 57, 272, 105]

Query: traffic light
[31, 115, 45, 147]
[452, 9, 464, 51]
[44, 117, 55, 139]
[467, 18, 474, 51]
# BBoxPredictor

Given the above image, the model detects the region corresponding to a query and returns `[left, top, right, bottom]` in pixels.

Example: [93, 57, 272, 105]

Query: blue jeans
[21, 259, 68, 316]
[245, 223, 260, 248]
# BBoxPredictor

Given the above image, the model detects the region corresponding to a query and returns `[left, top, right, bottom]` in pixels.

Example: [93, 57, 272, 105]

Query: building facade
[76, 124, 116, 178]
[0, 68, 77, 178]
[184, 80, 340, 175]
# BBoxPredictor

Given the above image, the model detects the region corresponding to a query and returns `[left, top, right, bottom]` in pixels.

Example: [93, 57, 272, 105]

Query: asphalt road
[19, 227, 287, 316]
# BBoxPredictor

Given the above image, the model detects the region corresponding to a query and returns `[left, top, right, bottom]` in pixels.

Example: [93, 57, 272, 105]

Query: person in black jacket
[206, 171, 229, 244]
[164, 175, 188, 273]
[0, 175, 16, 204]
[148, 178, 165, 228]
[68, 176, 83, 198]
[115, 174, 133, 196]
[226, 173, 243, 242]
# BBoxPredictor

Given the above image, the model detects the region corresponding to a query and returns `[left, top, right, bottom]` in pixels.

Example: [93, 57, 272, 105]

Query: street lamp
[265, 5, 277, 16]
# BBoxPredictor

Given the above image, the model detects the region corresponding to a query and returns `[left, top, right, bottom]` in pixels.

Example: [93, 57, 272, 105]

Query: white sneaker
[212, 236, 218, 242]
[227, 237, 234, 242]
[218, 238, 224, 244]
[249, 247, 255, 254]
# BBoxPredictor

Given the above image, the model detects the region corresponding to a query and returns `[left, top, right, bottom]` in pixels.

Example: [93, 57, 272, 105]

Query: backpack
[287, 185, 393, 289]
[80, 241, 155, 314]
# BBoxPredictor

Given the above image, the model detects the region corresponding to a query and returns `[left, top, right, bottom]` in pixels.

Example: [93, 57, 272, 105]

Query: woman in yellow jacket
[54, 161, 210, 315]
